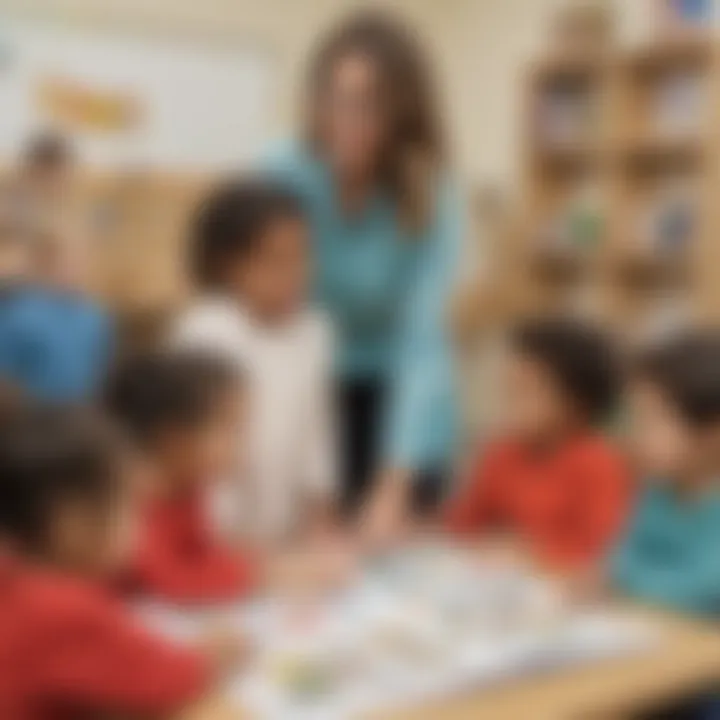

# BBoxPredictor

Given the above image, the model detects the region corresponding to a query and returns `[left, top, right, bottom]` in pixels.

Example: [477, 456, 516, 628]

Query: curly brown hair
[306, 11, 445, 233]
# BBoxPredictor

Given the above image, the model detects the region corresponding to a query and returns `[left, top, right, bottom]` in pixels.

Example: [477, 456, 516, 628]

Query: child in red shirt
[0, 404, 243, 720]
[444, 318, 629, 570]
[106, 350, 351, 605]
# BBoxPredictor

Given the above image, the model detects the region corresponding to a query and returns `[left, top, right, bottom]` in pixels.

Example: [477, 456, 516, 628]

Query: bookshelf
[0, 164, 209, 321]
[518, 35, 720, 341]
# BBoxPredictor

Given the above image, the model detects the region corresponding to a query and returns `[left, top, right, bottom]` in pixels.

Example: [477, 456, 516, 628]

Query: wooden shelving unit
[517, 35, 720, 340]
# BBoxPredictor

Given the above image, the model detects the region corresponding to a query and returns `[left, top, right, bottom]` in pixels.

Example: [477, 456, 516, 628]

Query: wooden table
[183, 605, 720, 720]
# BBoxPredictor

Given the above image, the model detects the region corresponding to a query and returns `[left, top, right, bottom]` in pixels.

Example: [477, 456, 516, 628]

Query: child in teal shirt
[612, 332, 720, 615]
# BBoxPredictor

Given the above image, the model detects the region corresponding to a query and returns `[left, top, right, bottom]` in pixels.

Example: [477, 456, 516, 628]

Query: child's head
[191, 179, 308, 320]
[105, 350, 242, 493]
[0, 404, 134, 575]
[22, 132, 74, 198]
[630, 332, 720, 481]
[502, 317, 619, 442]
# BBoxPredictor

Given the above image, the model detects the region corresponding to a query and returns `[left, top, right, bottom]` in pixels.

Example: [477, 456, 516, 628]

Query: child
[106, 350, 260, 603]
[0, 403, 244, 719]
[0, 217, 32, 402]
[443, 317, 629, 571]
[611, 332, 720, 615]
[0, 231, 112, 402]
[0, 133, 111, 402]
[3, 132, 75, 237]
[173, 179, 337, 542]
[106, 350, 349, 605]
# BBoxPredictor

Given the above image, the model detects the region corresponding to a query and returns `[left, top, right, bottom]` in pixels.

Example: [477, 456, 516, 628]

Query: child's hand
[198, 627, 254, 678]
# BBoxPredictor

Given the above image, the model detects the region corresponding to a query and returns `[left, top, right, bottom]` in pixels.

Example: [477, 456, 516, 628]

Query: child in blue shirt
[0, 230, 112, 402]
[611, 332, 720, 615]
[0, 218, 32, 402]
[0, 134, 112, 402]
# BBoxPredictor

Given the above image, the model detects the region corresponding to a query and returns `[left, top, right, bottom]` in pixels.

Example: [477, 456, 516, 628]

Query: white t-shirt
[172, 297, 337, 541]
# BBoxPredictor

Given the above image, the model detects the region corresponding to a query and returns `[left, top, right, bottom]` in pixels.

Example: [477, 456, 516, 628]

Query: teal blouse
[265, 141, 463, 470]
[611, 484, 720, 615]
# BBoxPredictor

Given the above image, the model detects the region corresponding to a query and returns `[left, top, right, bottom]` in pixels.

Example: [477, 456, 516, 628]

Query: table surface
[182, 604, 720, 720]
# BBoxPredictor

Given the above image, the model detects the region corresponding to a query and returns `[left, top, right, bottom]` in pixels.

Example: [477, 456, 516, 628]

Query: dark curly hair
[0, 404, 123, 552]
[104, 350, 240, 447]
[512, 317, 620, 423]
[635, 331, 720, 427]
[189, 178, 304, 290]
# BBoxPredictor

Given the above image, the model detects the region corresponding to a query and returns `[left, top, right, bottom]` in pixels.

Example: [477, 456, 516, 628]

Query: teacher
[265, 12, 463, 544]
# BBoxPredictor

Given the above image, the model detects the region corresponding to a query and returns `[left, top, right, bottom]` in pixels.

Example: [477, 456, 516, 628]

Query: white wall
[0, 20, 272, 169]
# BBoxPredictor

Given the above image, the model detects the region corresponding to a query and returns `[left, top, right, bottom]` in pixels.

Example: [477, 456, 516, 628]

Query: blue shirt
[0, 285, 112, 402]
[611, 483, 720, 615]
[265, 142, 463, 470]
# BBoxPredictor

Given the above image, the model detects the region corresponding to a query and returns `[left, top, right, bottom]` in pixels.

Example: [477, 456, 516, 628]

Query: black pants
[338, 378, 447, 517]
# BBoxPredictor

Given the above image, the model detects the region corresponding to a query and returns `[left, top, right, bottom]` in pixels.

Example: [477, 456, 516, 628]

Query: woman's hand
[359, 467, 412, 551]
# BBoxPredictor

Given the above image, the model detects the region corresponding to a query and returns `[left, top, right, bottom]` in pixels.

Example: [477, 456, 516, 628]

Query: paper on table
[136, 547, 659, 720]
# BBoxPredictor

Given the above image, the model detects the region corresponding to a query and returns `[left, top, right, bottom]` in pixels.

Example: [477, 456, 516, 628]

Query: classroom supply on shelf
[535, 85, 598, 149]
[520, 33, 720, 327]
[656, 0, 714, 34]
[651, 70, 706, 138]
[537, 184, 604, 253]
[634, 181, 696, 258]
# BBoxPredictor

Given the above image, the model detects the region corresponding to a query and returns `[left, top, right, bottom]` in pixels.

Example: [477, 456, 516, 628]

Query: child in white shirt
[173, 180, 337, 542]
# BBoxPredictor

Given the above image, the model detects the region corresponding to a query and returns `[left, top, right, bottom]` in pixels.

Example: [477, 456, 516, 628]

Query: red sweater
[0, 556, 211, 720]
[444, 434, 629, 569]
[133, 489, 258, 604]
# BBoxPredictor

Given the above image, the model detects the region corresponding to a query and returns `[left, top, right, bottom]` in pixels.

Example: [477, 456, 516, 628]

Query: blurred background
[0, 0, 716, 442]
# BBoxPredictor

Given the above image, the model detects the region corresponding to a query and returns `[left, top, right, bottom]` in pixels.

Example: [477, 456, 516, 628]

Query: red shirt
[444, 434, 630, 569]
[0, 556, 211, 720]
[134, 489, 258, 604]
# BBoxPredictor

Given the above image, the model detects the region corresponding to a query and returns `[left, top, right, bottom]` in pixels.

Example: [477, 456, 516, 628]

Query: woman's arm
[364, 181, 464, 545]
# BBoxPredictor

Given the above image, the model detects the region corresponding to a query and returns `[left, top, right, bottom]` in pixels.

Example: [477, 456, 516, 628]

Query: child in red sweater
[106, 349, 350, 605]
[0, 404, 243, 720]
[444, 318, 629, 571]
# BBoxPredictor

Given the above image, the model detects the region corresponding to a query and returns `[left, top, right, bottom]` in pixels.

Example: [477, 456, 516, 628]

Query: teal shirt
[264, 142, 463, 469]
[611, 484, 720, 615]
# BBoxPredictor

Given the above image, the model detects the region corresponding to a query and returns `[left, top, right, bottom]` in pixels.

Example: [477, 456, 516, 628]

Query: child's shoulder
[177, 296, 243, 326]
[569, 432, 625, 464]
[475, 437, 524, 467]
[11, 565, 120, 633]
[2, 285, 46, 316]
[69, 295, 111, 334]
[297, 307, 334, 344]
[173, 297, 249, 350]
[293, 309, 335, 369]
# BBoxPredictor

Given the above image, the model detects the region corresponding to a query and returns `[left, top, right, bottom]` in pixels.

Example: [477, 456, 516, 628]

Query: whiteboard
[0, 20, 274, 170]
